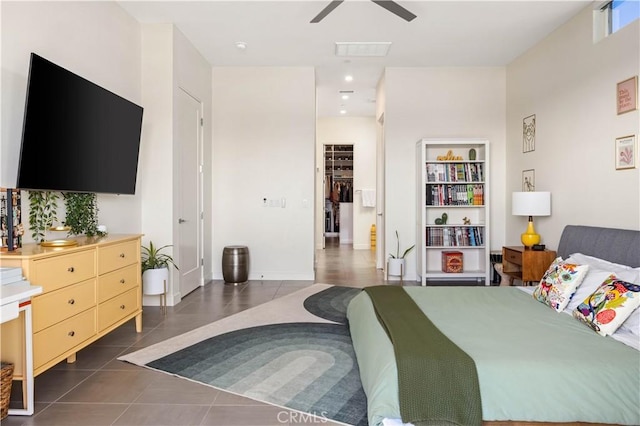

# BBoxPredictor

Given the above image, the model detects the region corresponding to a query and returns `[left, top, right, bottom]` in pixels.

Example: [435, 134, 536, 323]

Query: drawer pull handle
[68, 266, 75, 272]
[68, 299, 75, 305]
[120, 304, 126, 310]
[68, 331, 75, 337]
[120, 279, 125, 284]
[120, 253, 125, 258]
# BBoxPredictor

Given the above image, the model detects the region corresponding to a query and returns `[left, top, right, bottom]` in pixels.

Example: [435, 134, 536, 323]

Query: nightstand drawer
[504, 248, 522, 264]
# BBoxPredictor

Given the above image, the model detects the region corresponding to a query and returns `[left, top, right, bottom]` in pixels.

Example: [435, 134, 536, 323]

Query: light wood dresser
[0, 234, 142, 378]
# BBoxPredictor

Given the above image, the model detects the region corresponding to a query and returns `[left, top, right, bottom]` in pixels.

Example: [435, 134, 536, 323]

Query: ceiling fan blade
[310, 0, 344, 23]
[371, 0, 417, 22]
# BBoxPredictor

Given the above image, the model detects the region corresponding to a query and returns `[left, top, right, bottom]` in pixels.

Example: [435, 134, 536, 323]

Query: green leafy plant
[28, 190, 59, 243]
[389, 230, 415, 259]
[141, 241, 179, 273]
[63, 192, 106, 237]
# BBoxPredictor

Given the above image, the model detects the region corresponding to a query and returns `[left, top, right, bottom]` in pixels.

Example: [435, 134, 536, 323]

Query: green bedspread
[347, 286, 640, 426]
[364, 286, 481, 426]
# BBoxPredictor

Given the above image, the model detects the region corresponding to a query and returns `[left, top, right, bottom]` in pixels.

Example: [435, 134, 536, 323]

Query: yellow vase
[521, 220, 540, 247]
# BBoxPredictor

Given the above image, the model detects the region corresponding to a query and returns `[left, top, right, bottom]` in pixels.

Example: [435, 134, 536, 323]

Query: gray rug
[119, 284, 367, 426]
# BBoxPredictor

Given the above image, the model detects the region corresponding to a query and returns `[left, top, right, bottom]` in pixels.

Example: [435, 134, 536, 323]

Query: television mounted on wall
[16, 53, 143, 195]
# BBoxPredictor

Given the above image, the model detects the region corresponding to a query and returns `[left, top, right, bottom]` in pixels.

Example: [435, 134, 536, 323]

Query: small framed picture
[523, 114, 535, 153]
[615, 135, 636, 170]
[522, 169, 535, 191]
[617, 76, 637, 115]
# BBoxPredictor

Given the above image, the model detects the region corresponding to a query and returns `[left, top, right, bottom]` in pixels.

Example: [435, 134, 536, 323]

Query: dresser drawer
[503, 248, 522, 265]
[97, 264, 139, 303]
[98, 288, 138, 332]
[32, 279, 96, 332]
[31, 250, 96, 292]
[34, 308, 96, 369]
[98, 240, 138, 275]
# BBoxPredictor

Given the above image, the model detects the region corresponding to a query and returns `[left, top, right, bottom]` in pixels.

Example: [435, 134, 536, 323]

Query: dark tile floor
[5, 239, 385, 426]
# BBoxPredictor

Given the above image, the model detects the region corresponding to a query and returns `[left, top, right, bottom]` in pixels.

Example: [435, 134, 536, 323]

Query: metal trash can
[222, 245, 249, 284]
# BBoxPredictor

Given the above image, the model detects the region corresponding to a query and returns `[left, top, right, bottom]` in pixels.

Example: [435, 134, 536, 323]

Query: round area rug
[303, 286, 363, 323]
[148, 321, 368, 426]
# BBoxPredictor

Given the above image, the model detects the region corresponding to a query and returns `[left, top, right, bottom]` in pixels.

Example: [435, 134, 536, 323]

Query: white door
[176, 88, 203, 297]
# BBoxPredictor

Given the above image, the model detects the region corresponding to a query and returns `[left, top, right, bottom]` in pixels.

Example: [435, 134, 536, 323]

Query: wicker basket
[0, 362, 14, 420]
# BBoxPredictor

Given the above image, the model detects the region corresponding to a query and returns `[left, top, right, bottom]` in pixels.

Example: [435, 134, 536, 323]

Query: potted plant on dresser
[141, 242, 179, 307]
[388, 230, 415, 279]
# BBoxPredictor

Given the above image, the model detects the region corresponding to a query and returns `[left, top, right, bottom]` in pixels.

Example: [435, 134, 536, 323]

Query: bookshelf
[416, 139, 490, 285]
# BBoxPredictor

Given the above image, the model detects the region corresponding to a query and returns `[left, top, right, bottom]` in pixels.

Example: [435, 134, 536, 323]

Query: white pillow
[566, 253, 635, 273]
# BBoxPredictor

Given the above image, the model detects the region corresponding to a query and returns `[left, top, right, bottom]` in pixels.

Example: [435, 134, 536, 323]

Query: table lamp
[512, 192, 551, 248]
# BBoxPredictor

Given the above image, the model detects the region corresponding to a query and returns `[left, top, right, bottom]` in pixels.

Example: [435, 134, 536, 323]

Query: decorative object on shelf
[616, 76, 637, 115]
[63, 192, 106, 237]
[522, 169, 535, 192]
[463, 217, 471, 225]
[436, 150, 462, 161]
[468, 148, 476, 161]
[142, 241, 179, 313]
[27, 190, 58, 244]
[615, 135, 636, 170]
[512, 191, 551, 248]
[388, 230, 414, 278]
[434, 212, 448, 225]
[1, 188, 23, 251]
[442, 251, 463, 273]
[523, 114, 535, 153]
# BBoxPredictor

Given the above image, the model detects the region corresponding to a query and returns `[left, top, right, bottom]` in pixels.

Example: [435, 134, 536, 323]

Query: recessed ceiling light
[344, 75, 353, 82]
[340, 109, 347, 115]
[341, 94, 349, 100]
[235, 41, 247, 50]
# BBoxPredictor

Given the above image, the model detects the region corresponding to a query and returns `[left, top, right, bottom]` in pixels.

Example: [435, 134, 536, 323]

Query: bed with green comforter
[347, 285, 640, 426]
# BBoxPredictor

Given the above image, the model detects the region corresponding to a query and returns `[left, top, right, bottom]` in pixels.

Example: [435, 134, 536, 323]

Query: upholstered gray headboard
[557, 225, 640, 268]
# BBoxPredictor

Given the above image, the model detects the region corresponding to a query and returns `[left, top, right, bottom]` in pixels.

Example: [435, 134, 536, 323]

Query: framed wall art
[523, 114, 535, 153]
[617, 76, 637, 115]
[615, 135, 636, 170]
[522, 169, 535, 191]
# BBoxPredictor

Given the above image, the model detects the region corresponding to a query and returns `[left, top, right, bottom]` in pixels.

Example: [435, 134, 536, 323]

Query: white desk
[1, 281, 42, 416]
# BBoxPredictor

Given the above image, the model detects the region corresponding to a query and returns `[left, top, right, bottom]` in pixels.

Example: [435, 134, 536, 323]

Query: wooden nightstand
[502, 246, 557, 286]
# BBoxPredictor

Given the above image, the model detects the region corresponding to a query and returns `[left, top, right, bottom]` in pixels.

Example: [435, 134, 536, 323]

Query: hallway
[314, 236, 386, 287]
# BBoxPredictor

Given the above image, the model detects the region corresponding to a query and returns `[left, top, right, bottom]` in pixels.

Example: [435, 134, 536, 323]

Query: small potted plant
[141, 241, 179, 296]
[388, 230, 415, 277]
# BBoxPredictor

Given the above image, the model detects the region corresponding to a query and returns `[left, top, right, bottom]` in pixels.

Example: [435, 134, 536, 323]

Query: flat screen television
[16, 53, 143, 195]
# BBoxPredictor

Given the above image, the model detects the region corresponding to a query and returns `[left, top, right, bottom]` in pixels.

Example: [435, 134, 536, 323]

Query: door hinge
[200, 211, 204, 219]
[200, 258, 204, 266]
[200, 118, 204, 126]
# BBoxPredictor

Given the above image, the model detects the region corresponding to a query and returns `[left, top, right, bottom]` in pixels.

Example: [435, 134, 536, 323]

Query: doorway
[324, 144, 354, 246]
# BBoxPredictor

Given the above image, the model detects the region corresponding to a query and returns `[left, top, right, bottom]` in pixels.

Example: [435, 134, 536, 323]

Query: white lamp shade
[512, 192, 551, 216]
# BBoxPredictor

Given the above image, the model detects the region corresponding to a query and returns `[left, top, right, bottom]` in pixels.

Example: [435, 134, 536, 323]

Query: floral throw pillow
[533, 257, 589, 312]
[573, 275, 640, 336]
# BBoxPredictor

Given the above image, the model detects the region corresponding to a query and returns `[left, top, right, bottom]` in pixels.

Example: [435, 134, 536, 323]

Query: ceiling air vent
[335, 42, 392, 57]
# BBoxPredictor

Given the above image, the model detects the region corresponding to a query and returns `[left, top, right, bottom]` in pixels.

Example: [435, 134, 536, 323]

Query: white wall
[506, 6, 640, 249]
[316, 117, 377, 250]
[212, 67, 316, 281]
[383, 67, 507, 282]
[140, 24, 212, 305]
[1, 1, 142, 238]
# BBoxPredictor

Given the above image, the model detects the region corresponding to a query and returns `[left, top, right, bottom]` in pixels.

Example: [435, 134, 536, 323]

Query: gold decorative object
[41, 239, 78, 247]
[436, 150, 463, 161]
[41, 226, 77, 247]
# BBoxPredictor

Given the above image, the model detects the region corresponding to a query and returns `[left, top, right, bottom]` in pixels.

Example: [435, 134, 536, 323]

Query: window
[594, 0, 639, 42]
